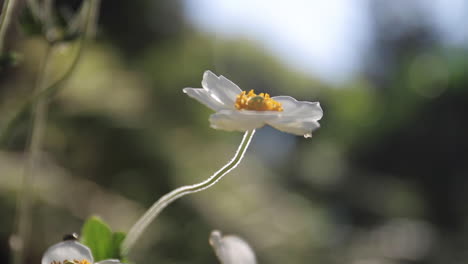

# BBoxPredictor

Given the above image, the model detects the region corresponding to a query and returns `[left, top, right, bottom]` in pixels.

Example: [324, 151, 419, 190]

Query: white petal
[183, 71, 242, 111]
[265, 96, 323, 137]
[202, 71, 242, 107]
[183, 88, 225, 111]
[96, 259, 124, 264]
[268, 119, 320, 137]
[184, 72, 324, 136]
[210, 230, 257, 264]
[209, 110, 278, 132]
[273, 96, 323, 120]
[41, 241, 93, 264]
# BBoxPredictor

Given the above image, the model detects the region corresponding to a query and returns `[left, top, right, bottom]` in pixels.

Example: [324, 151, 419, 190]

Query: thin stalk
[121, 130, 256, 255]
[40, 0, 98, 97]
[11, 43, 52, 264]
[0, 0, 100, 147]
[0, 0, 18, 53]
[9, 1, 101, 263]
[26, 0, 42, 23]
[85, 0, 100, 38]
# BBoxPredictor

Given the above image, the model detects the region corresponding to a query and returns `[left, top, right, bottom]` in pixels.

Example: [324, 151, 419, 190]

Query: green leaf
[80, 216, 113, 261]
[111, 232, 126, 260]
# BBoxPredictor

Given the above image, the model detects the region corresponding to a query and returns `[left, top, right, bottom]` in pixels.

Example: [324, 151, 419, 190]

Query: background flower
[41, 240, 123, 264]
[209, 230, 256, 264]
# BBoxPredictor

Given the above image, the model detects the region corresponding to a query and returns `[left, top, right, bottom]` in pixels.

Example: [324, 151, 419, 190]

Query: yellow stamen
[52, 259, 91, 264]
[235, 90, 283, 111]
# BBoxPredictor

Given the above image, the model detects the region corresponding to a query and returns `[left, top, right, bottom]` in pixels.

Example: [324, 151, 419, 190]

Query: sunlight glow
[183, 0, 373, 83]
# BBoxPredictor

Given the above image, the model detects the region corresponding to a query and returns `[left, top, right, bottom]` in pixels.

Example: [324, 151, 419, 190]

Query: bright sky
[183, 0, 467, 84]
[425, 0, 468, 45]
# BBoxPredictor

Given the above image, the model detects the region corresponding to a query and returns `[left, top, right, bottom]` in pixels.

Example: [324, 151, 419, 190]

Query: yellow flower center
[51, 259, 91, 264]
[235, 90, 283, 111]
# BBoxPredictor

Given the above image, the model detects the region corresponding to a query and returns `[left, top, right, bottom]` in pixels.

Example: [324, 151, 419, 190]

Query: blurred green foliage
[1, 1, 468, 264]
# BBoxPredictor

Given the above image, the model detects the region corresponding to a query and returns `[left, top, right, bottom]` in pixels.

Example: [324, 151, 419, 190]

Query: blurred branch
[11, 43, 52, 264]
[0, 151, 145, 230]
[0, 0, 20, 53]
[25, 0, 41, 22]
[39, 0, 100, 96]
[8, 0, 101, 262]
[0, 0, 101, 148]
[85, 0, 100, 38]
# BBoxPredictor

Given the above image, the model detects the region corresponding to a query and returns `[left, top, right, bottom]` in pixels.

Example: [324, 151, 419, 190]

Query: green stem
[11, 43, 52, 264]
[0, 0, 18, 53]
[0, 0, 100, 148]
[9, 1, 100, 263]
[121, 130, 256, 255]
[26, 0, 42, 22]
[39, 0, 98, 98]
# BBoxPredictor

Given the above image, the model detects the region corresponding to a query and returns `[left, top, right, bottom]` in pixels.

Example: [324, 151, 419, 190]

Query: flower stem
[9, 1, 100, 263]
[0, 0, 100, 148]
[121, 130, 256, 255]
[11, 42, 53, 264]
[0, 0, 18, 53]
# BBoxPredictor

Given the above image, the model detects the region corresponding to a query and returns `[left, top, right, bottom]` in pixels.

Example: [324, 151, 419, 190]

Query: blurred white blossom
[41, 239, 123, 264]
[209, 230, 257, 264]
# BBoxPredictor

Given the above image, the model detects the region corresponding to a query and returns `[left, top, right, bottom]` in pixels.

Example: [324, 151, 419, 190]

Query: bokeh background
[1, 0, 468, 263]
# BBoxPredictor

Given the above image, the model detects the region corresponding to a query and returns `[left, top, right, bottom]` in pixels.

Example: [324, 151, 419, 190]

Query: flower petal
[185, 71, 324, 136]
[202, 70, 242, 107]
[209, 109, 278, 131]
[183, 88, 225, 111]
[209, 230, 257, 264]
[183, 71, 242, 111]
[268, 118, 320, 138]
[96, 259, 124, 264]
[41, 241, 93, 264]
[266, 96, 323, 137]
[273, 96, 323, 120]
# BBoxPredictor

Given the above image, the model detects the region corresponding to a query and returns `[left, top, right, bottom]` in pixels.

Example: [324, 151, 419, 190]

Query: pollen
[235, 90, 283, 111]
[52, 259, 91, 264]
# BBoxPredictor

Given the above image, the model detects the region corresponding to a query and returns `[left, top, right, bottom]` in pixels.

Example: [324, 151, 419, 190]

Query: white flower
[183, 71, 323, 138]
[209, 230, 257, 264]
[41, 239, 123, 264]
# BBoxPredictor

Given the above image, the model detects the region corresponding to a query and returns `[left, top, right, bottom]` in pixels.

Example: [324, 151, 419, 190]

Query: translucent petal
[41, 241, 93, 264]
[273, 96, 323, 120]
[264, 97, 322, 136]
[210, 230, 257, 264]
[209, 110, 277, 131]
[268, 119, 321, 137]
[183, 71, 242, 111]
[183, 88, 225, 111]
[202, 71, 242, 107]
[184, 71, 323, 136]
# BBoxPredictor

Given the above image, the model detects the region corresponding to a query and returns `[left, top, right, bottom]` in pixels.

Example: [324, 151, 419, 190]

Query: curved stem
[0, 0, 18, 53]
[11, 43, 53, 264]
[26, 0, 42, 23]
[9, 2, 100, 263]
[38, 0, 98, 98]
[121, 130, 256, 255]
[0, 0, 100, 148]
